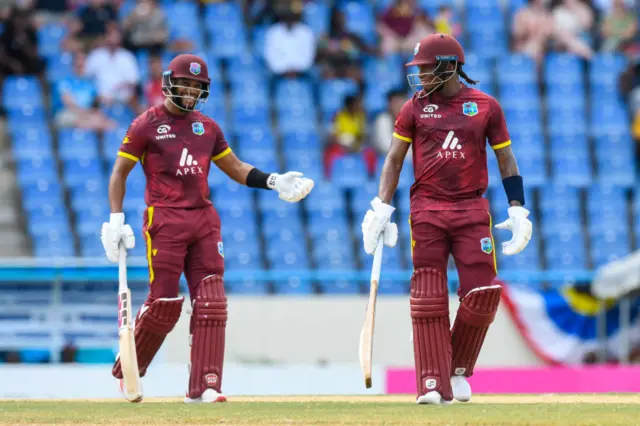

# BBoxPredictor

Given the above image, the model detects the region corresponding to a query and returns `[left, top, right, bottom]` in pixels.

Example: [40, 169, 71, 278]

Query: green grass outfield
[2, 394, 639, 425]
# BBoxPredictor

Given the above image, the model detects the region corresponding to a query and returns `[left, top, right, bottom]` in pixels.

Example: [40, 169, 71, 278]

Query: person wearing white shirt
[85, 26, 140, 107]
[263, 10, 316, 77]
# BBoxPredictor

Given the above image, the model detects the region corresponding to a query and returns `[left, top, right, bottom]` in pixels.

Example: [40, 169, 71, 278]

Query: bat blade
[117, 244, 143, 402]
[358, 236, 384, 389]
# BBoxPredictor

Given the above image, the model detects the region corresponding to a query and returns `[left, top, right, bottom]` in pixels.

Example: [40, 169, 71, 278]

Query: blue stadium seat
[3, 77, 44, 111]
[303, 1, 330, 37]
[591, 232, 631, 267]
[16, 157, 58, 184]
[590, 53, 627, 88]
[319, 278, 360, 294]
[21, 181, 64, 211]
[339, 1, 376, 43]
[331, 155, 370, 189]
[63, 159, 105, 188]
[273, 276, 313, 294]
[304, 181, 345, 211]
[544, 53, 583, 84]
[275, 79, 315, 112]
[552, 153, 591, 186]
[500, 54, 536, 84]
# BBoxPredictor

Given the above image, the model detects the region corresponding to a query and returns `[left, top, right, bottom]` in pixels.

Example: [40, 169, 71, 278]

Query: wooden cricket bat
[358, 234, 384, 389]
[117, 241, 143, 402]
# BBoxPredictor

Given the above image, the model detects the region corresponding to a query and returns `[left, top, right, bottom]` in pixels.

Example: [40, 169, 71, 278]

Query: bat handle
[371, 234, 384, 283]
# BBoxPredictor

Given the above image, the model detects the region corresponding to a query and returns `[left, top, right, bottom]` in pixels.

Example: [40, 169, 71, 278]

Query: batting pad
[451, 284, 502, 378]
[112, 297, 184, 379]
[187, 275, 228, 398]
[410, 267, 453, 400]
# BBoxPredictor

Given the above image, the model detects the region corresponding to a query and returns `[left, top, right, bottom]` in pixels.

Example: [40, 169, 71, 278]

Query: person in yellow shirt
[324, 95, 377, 178]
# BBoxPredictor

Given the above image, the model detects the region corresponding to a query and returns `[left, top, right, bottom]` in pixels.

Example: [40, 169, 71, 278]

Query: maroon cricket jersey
[118, 104, 231, 208]
[393, 86, 511, 213]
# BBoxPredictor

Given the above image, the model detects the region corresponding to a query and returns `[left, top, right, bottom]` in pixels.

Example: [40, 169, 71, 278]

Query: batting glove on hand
[362, 197, 398, 255]
[101, 213, 135, 263]
[494, 206, 533, 256]
[268, 171, 314, 203]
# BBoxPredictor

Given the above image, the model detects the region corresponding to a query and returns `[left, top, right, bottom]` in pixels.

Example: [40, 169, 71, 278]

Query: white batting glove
[268, 171, 314, 203]
[362, 197, 398, 255]
[494, 206, 533, 256]
[100, 213, 135, 263]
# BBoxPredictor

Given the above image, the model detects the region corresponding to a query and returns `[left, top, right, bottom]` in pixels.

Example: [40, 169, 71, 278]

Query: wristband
[502, 175, 525, 206]
[246, 168, 272, 190]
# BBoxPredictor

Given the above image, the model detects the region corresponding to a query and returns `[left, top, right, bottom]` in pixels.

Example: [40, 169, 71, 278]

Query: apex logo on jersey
[217, 241, 224, 258]
[156, 124, 176, 140]
[421, 104, 442, 119]
[176, 148, 204, 176]
[437, 130, 465, 159]
[192, 122, 205, 136]
[463, 102, 478, 117]
[480, 237, 493, 254]
[190, 62, 201, 76]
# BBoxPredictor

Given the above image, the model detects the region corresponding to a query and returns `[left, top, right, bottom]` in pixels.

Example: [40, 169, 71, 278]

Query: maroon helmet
[406, 33, 465, 97]
[162, 54, 211, 112]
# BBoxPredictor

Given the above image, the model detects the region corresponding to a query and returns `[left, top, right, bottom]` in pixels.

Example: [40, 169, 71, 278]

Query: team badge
[480, 237, 493, 254]
[463, 102, 478, 117]
[414, 42, 420, 56]
[189, 62, 201, 75]
[217, 241, 224, 258]
[192, 122, 205, 135]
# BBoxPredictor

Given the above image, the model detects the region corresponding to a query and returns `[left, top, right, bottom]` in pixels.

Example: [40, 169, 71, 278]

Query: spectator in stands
[433, 5, 462, 39]
[377, 0, 433, 56]
[600, 0, 638, 52]
[316, 8, 376, 84]
[143, 54, 165, 107]
[122, 0, 169, 55]
[512, 0, 593, 63]
[323, 94, 377, 178]
[63, 0, 117, 52]
[552, 0, 594, 44]
[372, 89, 411, 160]
[263, 6, 315, 79]
[85, 26, 141, 109]
[54, 52, 116, 131]
[0, 6, 45, 79]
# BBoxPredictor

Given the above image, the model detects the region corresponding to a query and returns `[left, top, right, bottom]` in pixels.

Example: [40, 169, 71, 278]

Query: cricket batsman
[361, 34, 533, 404]
[100, 54, 314, 403]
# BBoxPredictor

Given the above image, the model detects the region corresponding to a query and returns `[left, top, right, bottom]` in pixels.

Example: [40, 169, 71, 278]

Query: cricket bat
[117, 241, 143, 402]
[358, 234, 384, 389]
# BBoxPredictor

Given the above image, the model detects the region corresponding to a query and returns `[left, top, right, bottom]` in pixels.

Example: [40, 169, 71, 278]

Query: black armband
[502, 175, 525, 206]
[246, 167, 273, 190]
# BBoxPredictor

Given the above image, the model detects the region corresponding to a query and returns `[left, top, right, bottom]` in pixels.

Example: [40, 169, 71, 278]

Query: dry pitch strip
[2, 394, 639, 425]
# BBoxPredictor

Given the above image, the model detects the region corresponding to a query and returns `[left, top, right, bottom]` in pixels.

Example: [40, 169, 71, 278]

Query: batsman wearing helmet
[361, 34, 533, 404]
[101, 54, 314, 403]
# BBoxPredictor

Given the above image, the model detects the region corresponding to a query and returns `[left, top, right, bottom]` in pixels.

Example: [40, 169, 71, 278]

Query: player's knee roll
[410, 267, 449, 319]
[193, 275, 227, 323]
[457, 285, 502, 326]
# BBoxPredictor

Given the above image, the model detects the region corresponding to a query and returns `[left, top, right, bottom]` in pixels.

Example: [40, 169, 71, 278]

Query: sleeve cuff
[118, 151, 139, 162]
[211, 147, 232, 162]
[393, 132, 412, 143]
[491, 140, 511, 150]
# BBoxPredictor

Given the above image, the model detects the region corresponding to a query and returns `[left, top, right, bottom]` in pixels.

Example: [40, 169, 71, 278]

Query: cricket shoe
[184, 389, 227, 404]
[451, 376, 472, 402]
[416, 391, 452, 405]
[117, 378, 143, 403]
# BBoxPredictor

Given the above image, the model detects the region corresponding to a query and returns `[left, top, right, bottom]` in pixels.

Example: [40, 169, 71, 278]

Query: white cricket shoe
[416, 391, 452, 405]
[451, 376, 472, 402]
[184, 389, 227, 404]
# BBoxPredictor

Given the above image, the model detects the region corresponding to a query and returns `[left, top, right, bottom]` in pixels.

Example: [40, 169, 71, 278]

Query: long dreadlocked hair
[458, 65, 479, 86]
